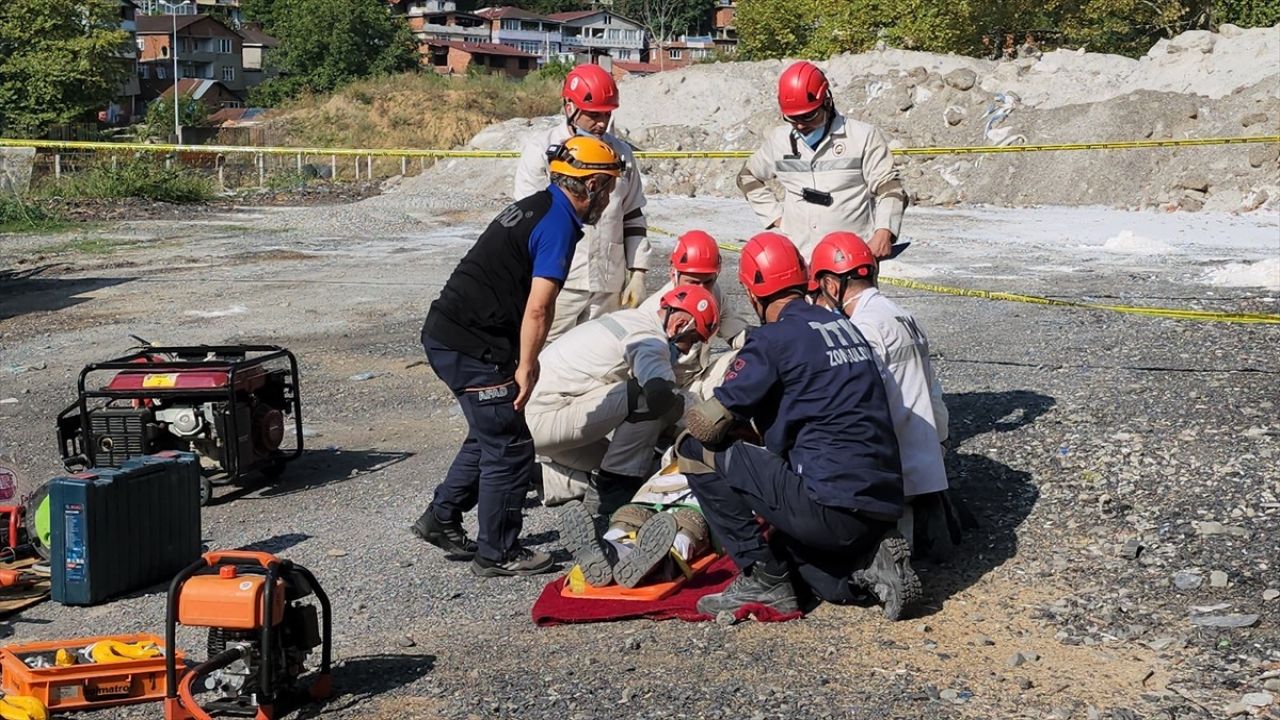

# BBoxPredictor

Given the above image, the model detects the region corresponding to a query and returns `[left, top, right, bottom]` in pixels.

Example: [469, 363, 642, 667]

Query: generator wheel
[200, 476, 214, 506]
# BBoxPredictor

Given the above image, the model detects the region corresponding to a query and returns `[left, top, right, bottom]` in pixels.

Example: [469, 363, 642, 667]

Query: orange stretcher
[560, 554, 719, 602]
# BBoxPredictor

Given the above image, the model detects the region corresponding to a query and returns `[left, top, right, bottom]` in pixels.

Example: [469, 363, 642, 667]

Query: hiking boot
[558, 501, 616, 586]
[471, 547, 555, 577]
[613, 512, 679, 588]
[695, 564, 799, 616]
[855, 532, 921, 621]
[410, 509, 477, 560]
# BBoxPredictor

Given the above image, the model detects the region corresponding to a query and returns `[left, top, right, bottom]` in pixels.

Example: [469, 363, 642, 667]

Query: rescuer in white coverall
[808, 231, 964, 561]
[737, 60, 908, 260]
[526, 285, 720, 516]
[514, 63, 652, 343]
[638, 229, 755, 396]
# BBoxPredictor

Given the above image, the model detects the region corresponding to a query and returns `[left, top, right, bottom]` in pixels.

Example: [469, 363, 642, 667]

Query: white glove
[620, 269, 647, 308]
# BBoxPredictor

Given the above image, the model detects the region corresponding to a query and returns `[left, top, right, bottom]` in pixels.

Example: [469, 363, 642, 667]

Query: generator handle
[202, 550, 280, 570]
[165, 556, 213, 700]
[291, 564, 333, 678]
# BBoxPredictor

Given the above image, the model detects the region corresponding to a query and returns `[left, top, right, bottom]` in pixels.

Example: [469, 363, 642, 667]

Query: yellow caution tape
[1, 135, 1275, 159]
[693, 238, 1279, 325]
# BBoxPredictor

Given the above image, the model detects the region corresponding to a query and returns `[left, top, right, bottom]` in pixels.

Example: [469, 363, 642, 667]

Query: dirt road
[1, 193, 1276, 719]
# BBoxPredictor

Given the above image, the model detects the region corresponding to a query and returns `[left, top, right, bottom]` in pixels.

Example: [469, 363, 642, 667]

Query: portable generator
[56, 345, 303, 505]
[165, 551, 332, 720]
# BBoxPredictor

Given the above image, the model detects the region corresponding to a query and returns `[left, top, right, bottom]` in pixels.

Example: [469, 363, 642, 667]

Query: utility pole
[160, 0, 192, 144]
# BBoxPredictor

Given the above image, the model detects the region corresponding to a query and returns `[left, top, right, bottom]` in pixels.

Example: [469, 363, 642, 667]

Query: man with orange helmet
[737, 61, 908, 260]
[413, 136, 624, 578]
[515, 63, 652, 344]
[526, 284, 720, 516]
[809, 231, 962, 561]
[639, 230, 754, 394]
[674, 231, 921, 620]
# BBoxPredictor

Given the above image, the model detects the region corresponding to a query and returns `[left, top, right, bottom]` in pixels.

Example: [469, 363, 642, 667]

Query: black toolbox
[50, 451, 202, 606]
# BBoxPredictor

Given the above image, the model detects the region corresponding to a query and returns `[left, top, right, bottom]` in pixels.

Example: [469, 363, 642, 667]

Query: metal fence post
[366, 155, 372, 179]
[54, 153, 62, 181]
[331, 154, 337, 181]
[258, 153, 265, 188]
[296, 153, 302, 174]
[401, 156, 407, 175]
[353, 156, 359, 180]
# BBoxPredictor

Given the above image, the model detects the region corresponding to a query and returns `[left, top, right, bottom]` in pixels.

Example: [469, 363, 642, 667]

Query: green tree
[0, 0, 130, 137]
[143, 93, 210, 140]
[250, 0, 418, 106]
[241, 0, 286, 29]
[615, 0, 716, 40]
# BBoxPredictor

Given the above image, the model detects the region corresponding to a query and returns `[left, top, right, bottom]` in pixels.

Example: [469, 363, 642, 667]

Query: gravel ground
[0, 190, 1277, 720]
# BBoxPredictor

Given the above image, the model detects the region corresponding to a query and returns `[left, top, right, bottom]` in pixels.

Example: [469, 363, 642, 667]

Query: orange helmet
[808, 231, 877, 292]
[671, 230, 721, 274]
[778, 61, 830, 117]
[738, 232, 807, 299]
[660, 284, 719, 342]
[547, 136, 625, 178]
[563, 64, 620, 112]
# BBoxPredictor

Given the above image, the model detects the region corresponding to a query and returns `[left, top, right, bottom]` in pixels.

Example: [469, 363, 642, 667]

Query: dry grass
[261, 72, 563, 152]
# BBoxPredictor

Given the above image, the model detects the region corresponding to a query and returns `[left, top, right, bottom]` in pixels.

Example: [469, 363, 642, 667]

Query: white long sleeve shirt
[638, 278, 753, 388]
[514, 123, 652, 294]
[530, 308, 675, 405]
[737, 114, 906, 258]
[849, 288, 949, 497]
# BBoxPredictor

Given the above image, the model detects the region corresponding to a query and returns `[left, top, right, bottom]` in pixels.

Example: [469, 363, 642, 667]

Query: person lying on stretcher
[557, 452, 713, 589]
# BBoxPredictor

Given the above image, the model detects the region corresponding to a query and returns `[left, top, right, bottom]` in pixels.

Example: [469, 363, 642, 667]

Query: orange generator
[164, 551, 332, 720]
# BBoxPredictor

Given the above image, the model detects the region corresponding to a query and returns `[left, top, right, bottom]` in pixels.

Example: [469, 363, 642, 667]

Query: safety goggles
[783, 107, 824, 125]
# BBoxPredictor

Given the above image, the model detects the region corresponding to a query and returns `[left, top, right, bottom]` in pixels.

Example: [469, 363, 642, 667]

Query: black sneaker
[558, 501, 616, 586]
[613, 512, 679, 589]
[695, 565, 799, 616]
[855, 532, 921, 621]
[410, 509, 477, 560]
[471, 547, 555, 577]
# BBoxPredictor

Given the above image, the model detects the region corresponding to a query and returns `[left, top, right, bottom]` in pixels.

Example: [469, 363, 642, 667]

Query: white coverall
[848, 287, 949, 497]
[737, 114, 907, 257]
[638, 279, 754, 391]
[526, 308, 684, 503]
[514, 123, 652, 343]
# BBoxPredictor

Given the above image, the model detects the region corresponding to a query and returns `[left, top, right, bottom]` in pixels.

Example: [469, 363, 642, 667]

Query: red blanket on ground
[531, 555, 804, 626]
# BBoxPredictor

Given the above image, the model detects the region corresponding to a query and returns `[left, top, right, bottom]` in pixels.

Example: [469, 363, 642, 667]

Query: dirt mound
[397, 25, 1280, 212]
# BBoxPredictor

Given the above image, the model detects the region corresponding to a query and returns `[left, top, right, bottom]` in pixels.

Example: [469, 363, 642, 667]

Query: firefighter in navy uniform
[412, 136, 625, 578]
[675, 232, 922, 620]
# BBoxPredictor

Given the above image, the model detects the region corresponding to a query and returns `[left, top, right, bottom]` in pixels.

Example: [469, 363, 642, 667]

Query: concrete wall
[0, 148, 36, 195]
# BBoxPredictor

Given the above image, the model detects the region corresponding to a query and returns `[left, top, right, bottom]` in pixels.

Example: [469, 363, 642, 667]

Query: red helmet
[671, 230, 721, 274]
[777, 61, 830, 117]
[808, 231, 877, 291]
[563, 64, 620, 112]
[660, 284, 719, 342]
[738, 232, 808, 299]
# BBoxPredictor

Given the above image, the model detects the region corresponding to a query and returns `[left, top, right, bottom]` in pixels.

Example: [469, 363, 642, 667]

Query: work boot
[695, 563, 799, 616]
[471, 547, 555, 577]
[410, 508, 477, 560]
[853, 532, 921, 621]
[613, 512, 679, 588]
[558, 501, 617, 586]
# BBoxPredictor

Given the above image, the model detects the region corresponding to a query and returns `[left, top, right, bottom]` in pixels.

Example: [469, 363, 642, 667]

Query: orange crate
[0, 632, 183, 711]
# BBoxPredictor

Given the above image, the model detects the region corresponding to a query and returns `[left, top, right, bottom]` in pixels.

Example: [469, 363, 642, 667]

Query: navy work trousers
[682, 437, 892, 603]
[423, 335, 535, 563]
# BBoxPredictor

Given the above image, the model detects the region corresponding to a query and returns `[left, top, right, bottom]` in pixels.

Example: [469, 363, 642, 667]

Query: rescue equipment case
[50, 452, 202, 606]
[0, 633, 181, 712]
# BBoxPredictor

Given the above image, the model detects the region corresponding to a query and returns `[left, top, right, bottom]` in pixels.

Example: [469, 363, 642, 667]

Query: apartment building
[476, 7, 564, 60]
[392, 0, 490, 45]
[549, 9, 646, 62]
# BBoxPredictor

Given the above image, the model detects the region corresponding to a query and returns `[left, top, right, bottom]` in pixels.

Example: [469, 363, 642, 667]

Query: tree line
[735, 0, 1280, 60]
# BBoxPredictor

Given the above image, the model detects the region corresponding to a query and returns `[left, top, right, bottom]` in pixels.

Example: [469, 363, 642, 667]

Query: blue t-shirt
[714, 300, 903, 517]
[528, 184, 582, 283]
